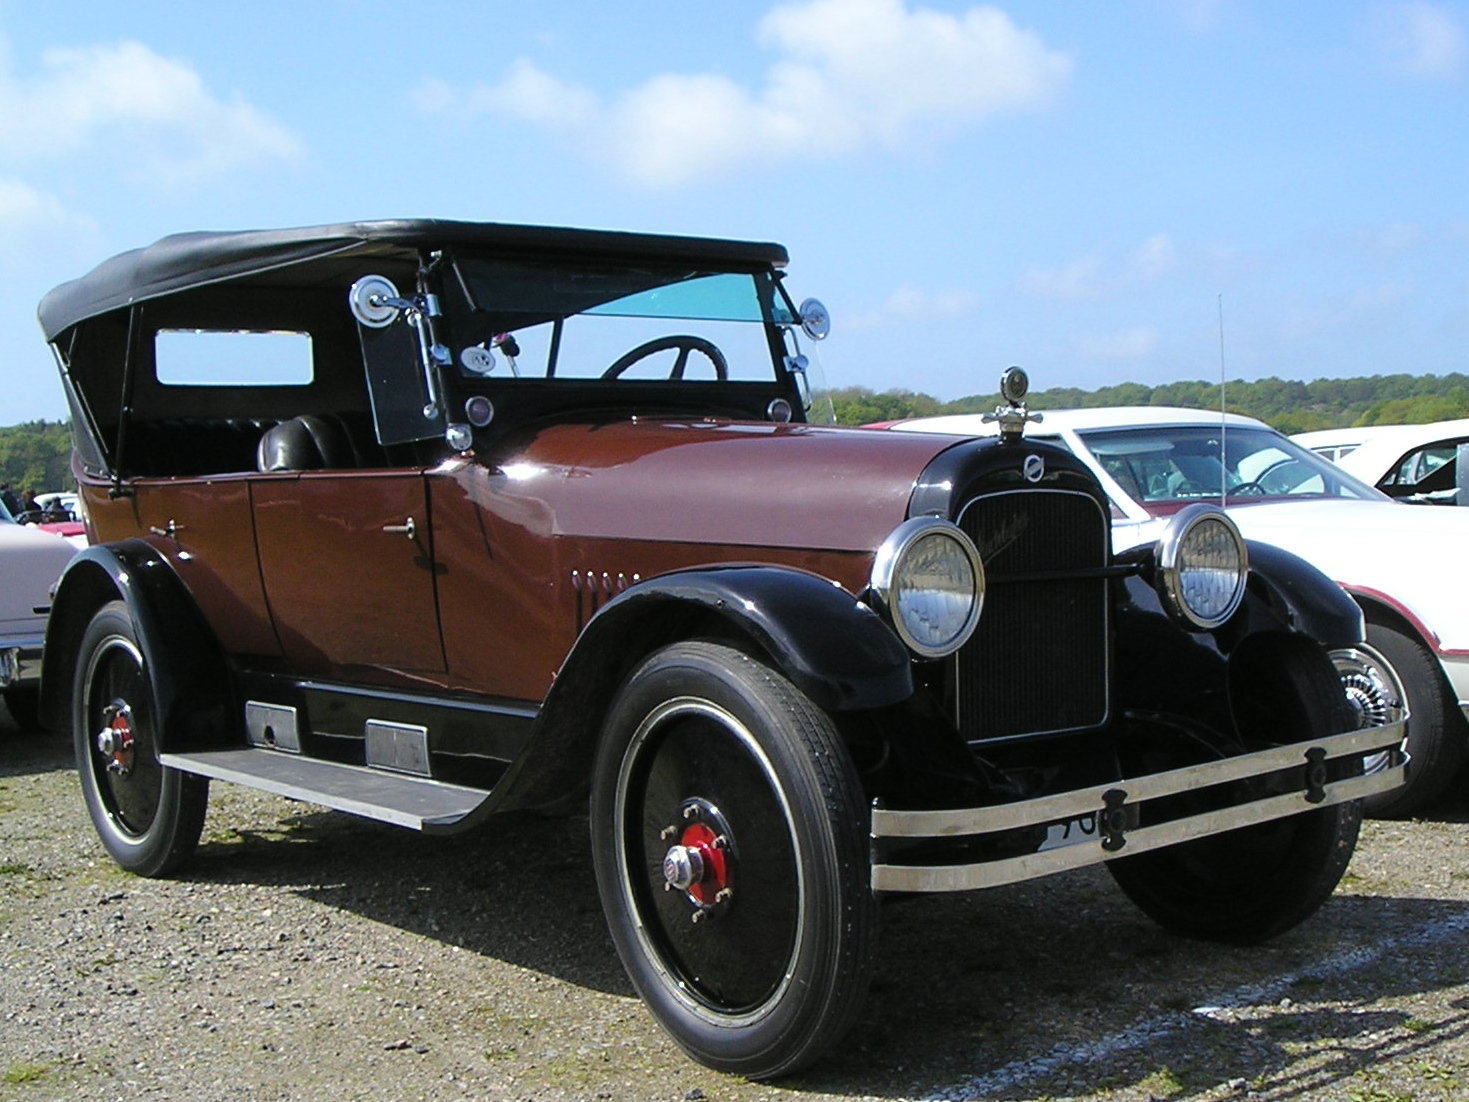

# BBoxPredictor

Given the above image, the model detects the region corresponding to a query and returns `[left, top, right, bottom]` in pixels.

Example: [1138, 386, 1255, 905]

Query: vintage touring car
[38, 220, 1404, 1077]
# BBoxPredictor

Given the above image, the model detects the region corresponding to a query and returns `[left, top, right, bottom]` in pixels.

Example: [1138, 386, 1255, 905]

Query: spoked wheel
[73, 601, 208, 877]
[1108, 640, 1362, 944]
[590, 642, 874, 1079]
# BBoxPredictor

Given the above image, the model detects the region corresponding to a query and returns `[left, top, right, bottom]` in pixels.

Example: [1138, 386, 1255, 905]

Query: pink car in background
[1, 500, 78, 729]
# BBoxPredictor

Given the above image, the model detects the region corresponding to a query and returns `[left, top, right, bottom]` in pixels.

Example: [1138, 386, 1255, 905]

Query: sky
[1, 0, 1466, 424]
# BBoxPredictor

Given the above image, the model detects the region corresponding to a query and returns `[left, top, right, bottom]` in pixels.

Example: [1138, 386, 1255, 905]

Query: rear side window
[155, 329, 313, 386]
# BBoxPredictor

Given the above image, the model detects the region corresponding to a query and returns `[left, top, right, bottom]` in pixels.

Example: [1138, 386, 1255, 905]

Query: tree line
[4, 372, 1468, 491]
[0, 420, 75, 496]
[828, 372, 1469, 432]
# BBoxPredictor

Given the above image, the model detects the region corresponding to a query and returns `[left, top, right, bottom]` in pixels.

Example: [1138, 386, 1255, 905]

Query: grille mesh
[956, 490, 1110, 740]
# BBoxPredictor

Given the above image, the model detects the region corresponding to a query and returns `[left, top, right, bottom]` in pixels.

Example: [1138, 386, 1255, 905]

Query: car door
[252, 468, 446, 675]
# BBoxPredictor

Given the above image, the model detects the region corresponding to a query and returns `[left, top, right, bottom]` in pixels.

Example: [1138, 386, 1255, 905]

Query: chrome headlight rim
[1155, 504, 1248, 631]
[868, 516, 985, 659]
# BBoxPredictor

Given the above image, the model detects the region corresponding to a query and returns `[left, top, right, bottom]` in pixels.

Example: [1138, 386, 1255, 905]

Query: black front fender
[41, 541, 236, 749]
[580, 565, 913, 712]
[1239, 539, 1364, 648]
[483, 565, 912, 815]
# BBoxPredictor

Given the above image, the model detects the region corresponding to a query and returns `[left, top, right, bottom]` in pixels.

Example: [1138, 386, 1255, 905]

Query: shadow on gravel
[15, 691, 1469, 1099]
[0, 719, 71, 779]
[176, 787, 1469, 1100]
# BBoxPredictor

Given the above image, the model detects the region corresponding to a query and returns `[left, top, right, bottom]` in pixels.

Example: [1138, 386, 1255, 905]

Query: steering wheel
[602, 335, 728, 381]
[1227, 481, 1268, 497]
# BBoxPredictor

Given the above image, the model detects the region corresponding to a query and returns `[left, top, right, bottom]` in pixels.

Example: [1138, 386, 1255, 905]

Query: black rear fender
[41, 541, 236, 750]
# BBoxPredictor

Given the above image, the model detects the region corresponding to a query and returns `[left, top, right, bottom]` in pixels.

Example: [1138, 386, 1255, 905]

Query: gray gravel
[4, 703, 1469, 1102]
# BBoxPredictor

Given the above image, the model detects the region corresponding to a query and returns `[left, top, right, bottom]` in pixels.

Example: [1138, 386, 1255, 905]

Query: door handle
[382, 517, 417, 540]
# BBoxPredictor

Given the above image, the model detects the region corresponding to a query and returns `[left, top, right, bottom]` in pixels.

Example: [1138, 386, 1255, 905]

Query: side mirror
[348, 275, 410, 329]
[799, 298, 831, 341]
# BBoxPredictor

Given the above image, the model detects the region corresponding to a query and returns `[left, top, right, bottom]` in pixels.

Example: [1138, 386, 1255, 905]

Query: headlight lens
[869, 518, 985, 658]
[1155, 504, 1248, 630]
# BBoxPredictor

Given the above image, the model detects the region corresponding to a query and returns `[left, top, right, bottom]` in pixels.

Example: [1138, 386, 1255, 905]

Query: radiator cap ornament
[982, 366, 1044, 443]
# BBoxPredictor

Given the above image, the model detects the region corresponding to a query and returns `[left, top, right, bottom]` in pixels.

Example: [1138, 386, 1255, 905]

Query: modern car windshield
[451, 259, 789, 383]
[1076, 425, 1385, 505]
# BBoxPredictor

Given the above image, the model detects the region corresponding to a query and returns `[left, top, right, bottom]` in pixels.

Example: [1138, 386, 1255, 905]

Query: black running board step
[160, 748, 488, 830]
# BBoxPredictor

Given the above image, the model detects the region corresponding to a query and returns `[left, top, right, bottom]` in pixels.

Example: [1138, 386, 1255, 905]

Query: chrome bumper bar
[871, 721, 1406, 893]
[1, 639, 44, 689]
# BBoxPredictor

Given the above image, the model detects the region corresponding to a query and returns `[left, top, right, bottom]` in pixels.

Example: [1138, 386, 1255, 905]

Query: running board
[160, 748, 489, 831]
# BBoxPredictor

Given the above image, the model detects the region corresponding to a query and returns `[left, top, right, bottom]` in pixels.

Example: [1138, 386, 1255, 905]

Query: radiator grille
[956, 489, 1110, 741]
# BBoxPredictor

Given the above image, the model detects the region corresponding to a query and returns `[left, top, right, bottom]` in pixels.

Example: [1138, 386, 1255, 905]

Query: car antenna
[1218, 293, 1227, 505]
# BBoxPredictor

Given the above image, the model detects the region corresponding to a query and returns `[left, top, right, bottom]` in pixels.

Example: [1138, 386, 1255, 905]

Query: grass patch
[2, 1061, 51, 1085]
[1136, 1065, 1185, 1097]
[0, 863, 32, 876]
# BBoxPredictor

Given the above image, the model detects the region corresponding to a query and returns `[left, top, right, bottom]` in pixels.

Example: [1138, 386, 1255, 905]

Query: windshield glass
[1076, 424, 1387, 507]
[451, 259, 786, 383]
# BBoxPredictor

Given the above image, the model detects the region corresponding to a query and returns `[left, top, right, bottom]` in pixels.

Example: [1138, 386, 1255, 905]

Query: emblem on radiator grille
[1023, 453, 1045, 483]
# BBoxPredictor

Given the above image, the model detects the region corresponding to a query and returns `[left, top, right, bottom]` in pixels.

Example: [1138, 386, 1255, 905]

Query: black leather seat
[255, 414, 356, 472]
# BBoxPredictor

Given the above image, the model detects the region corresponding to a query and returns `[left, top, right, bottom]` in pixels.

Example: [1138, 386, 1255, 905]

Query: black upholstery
[256, 414, 356, 472]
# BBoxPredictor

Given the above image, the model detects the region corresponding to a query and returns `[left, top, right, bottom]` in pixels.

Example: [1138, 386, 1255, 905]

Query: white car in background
[1, 501, 78, 729]
[886, 405, 1469, 817]
[1294, 419, 1469, 506]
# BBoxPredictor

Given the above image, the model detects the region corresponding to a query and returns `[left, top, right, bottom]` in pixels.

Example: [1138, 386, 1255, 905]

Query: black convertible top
[37, 218, 789, 341]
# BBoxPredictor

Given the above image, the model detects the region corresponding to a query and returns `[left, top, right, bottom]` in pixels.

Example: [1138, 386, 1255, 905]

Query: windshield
[450, 259, 788, 383]
[1076, 424, 1388, 509]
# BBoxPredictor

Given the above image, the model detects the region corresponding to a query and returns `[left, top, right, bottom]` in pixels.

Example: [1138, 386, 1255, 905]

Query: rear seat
[122, 418, 280, 476]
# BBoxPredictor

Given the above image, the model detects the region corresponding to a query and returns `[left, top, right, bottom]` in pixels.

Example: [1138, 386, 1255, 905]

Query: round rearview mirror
[799, 298, 831, 340]
[348, 274, 403, 328]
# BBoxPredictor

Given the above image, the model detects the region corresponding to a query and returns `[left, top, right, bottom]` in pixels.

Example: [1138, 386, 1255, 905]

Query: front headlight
[1155, 504, 1248, 630]
[869, 517, 985, 658]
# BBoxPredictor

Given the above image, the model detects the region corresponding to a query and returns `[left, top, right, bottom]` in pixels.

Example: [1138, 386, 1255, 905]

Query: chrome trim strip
[870, 720, 1405, 893]
[291, 678, 540, 720]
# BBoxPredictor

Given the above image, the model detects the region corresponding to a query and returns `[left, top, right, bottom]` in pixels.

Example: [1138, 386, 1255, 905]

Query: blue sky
[2, 0, 1466, 423]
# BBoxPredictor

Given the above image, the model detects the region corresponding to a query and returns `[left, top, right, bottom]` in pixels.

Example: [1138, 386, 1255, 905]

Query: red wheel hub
[660, 799, 735, 913]
[96, 702, 135, 774]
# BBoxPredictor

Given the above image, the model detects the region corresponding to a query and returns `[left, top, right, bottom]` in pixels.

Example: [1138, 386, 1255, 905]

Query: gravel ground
[3, 702, 1469, 1102]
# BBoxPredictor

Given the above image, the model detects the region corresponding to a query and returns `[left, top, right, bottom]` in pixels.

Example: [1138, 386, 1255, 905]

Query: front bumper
[0, 637, 44, 690]
[871, 721, 1406, 893]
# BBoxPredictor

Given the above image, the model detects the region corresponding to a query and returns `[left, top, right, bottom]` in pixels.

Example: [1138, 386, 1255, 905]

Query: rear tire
[72, 601, 208, 877]
[590, 641, 875, 1079]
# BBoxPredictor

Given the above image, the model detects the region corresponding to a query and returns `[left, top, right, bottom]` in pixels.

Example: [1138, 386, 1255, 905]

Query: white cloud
[1074, 326, 1159, 362]
[1372, 2, 1465, 80]
[415, 0, 1072, 187]
[1025, 235, 1176, 301]
[0, 177, 93, 241]
[0, 38, 304, 186]
[848, 284, 980, 329]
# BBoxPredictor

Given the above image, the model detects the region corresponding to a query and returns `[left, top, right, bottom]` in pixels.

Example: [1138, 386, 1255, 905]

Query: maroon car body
[38, 220, 1403, 1078]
